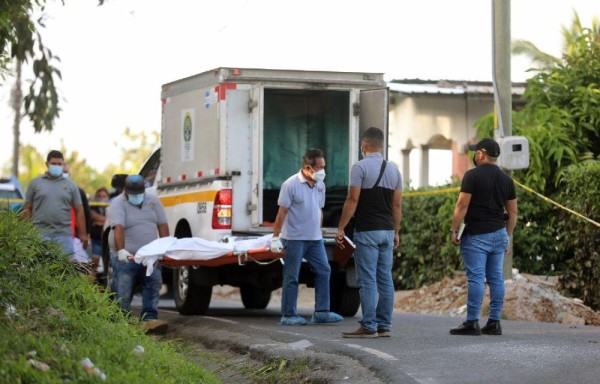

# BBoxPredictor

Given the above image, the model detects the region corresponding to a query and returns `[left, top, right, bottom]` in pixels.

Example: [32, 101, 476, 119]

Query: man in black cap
[449, 138, 517, 336]
[108, 174, 170, 333]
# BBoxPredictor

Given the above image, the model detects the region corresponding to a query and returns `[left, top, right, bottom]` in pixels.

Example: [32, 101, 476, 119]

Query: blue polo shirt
[278, 171, 325, 241]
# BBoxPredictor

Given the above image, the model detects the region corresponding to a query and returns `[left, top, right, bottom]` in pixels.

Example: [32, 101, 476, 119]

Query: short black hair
[46, 150, 64, 162]
[303, 148, 325, 167]
[362, 127, 384, 149]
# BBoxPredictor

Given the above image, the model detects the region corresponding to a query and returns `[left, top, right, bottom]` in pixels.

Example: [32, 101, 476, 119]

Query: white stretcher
[133, 234, 283, 276]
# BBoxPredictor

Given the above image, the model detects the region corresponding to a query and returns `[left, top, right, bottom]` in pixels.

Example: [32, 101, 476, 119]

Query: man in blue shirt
[271, 148, 343, 325]
[337, 127, 403, 338]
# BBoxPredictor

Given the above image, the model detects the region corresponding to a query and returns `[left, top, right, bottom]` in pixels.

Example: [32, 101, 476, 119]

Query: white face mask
[313, 169, 326, 182]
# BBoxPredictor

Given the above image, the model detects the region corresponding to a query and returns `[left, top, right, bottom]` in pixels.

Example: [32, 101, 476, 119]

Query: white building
[387, 79, 526, 188]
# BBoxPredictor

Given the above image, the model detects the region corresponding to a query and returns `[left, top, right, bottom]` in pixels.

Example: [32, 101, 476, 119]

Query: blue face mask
[48, 164, 63, 177]
[127, 193, 144, 206]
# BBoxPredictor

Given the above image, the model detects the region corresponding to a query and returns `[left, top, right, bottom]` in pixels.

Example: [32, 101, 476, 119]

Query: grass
[0, 212, 218, 383]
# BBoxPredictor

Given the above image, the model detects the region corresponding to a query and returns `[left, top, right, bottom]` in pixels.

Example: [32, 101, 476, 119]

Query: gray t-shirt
[108, 193, 168, 254]
[278, 171, 325, 241]
[25, 174, 82, 237]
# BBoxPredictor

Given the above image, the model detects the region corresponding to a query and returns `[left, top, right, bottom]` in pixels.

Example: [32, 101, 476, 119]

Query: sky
[1, 0, 598, 174]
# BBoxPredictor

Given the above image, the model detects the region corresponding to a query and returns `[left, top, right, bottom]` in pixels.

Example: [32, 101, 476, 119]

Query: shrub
[395, 185, 462, 290]
[556, 161, 600, 310]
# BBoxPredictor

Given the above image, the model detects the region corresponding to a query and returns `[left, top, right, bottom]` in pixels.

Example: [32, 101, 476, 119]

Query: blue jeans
[91, 238, 102, 257]
[353, 230, 395, 331]
[460, 228, 509, 321]
[110, 252, 162, 320]
[45, 235, 74, 257]
[281, 239, 331, 316]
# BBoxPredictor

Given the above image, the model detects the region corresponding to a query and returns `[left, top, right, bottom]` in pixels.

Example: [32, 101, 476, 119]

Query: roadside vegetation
[0, 212, 217, 383]
[397, 21, 600, 311]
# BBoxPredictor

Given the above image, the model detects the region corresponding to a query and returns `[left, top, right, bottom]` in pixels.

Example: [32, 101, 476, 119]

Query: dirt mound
[395, 271, 600, 325]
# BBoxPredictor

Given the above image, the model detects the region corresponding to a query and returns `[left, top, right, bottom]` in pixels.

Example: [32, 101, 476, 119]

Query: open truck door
[359, 88, 389, 158]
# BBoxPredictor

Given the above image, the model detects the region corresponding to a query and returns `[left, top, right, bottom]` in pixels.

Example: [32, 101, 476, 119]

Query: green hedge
[556, 161, 600, 310]
[395, 185, 461, 290]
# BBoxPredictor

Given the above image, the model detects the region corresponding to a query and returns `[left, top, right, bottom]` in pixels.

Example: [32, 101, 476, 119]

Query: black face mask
[472, 153, 478, 166]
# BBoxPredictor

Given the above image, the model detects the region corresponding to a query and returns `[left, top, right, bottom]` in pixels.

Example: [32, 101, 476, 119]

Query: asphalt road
[133, 295, 600, 384]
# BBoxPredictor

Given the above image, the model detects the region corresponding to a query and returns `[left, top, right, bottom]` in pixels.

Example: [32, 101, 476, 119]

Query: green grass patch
[0, 212, 218, 383]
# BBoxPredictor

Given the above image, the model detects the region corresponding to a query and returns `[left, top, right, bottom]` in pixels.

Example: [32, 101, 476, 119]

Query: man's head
[361, 127, 384, 154]
[46, 150, 65, 178]
[468, 138, 500, 165]
[124, 174, 145, 205]
[302, 148, 326, 182]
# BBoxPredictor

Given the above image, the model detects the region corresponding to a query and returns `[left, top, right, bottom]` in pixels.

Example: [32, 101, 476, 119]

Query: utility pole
[493, 0, 513, 279]
[10, 59, 23, 177]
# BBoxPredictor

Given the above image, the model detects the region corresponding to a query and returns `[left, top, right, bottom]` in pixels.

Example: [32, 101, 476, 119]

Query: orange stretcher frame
[158, 248, 284, 268]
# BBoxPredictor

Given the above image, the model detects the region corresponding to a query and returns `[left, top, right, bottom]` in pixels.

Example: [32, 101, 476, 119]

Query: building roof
[388, 79, 527, 96]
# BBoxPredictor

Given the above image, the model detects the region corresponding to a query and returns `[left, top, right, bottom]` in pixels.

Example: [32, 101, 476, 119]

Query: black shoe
[481, 320, 502, 335]
[450, 320, 481, 336]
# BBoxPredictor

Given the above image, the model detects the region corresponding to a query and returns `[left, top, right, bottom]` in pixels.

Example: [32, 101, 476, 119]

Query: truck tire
[240, 285, 272, 309]
[330, 273, 360, 316]
[173, 266, 212, 315]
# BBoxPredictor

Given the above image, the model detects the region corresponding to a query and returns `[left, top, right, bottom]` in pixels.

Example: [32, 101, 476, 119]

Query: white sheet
[134, 234, 273, 276]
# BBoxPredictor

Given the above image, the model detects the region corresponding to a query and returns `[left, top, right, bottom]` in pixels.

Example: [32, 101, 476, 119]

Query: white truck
[123, 67, 389, 316]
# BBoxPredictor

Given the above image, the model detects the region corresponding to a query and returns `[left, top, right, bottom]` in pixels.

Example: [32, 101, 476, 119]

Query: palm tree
[512, 11, 599, 69]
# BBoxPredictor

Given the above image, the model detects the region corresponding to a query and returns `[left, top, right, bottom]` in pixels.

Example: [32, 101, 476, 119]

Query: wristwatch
[450, 229, 459, 234]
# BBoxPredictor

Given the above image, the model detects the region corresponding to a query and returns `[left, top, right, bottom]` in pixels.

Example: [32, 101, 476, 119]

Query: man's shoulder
[145, 193, 164, 206]
[283, 173, 301, 187]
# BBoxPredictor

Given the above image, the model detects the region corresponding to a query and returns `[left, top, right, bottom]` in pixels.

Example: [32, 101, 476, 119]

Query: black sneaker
[481, 320, 502, 335]
[450, 320, 481, 336]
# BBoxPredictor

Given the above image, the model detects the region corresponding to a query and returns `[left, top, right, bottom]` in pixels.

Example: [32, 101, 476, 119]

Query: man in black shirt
[449, 138, 517, 336]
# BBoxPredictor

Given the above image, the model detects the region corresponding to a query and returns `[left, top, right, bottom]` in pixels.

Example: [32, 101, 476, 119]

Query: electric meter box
[496, 136, 530, 170]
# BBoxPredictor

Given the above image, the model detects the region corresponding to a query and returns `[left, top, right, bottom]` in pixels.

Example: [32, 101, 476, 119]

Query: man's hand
[117, 249, 132, 263]
[79, 234, 89, 250]
[270, 237, 284, 253]
[393, 233, 400, 249]
[450, 232, 460, 246]
[336, 229, 345, 245]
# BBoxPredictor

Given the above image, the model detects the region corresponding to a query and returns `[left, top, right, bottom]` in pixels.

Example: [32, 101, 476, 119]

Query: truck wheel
[173, 266, 212, 315]
[330, 273, 360, 316]
[240, 285, 272, 309]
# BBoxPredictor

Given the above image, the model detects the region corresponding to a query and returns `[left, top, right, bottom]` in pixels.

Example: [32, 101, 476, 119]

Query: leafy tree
[476, 22, 600, 194]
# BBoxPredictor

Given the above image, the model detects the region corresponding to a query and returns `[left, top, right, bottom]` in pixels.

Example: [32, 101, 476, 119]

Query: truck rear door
[359, 88, 389, 158]
[225, 89, 254, 231]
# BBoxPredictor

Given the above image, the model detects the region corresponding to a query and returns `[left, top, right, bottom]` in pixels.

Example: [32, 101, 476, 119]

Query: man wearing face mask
[337, 127, 403, 338]
[449, 138, 517, 336]
[271, 148, 343, 325]
[108, 174, 169, 331]
[23, 150, 88, 256]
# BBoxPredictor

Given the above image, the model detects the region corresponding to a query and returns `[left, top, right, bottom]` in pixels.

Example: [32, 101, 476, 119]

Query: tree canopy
[477, 18, 600, 194]
[0, 0, 104, 133]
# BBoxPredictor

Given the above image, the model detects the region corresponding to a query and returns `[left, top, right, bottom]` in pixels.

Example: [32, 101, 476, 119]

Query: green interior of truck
[262, 88, 350, 227]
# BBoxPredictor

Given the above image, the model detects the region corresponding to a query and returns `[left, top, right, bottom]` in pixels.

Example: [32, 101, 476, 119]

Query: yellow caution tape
[512, 178, 600, 228]
[402, 187, 460, 197]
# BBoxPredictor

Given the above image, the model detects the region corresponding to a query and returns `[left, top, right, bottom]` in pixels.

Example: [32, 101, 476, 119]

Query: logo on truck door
[181, 109, 194, 161]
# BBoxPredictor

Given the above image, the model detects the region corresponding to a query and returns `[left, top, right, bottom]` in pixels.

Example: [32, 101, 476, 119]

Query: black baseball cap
[468, 138, 500, 157]
[124, 174, 145, 194]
